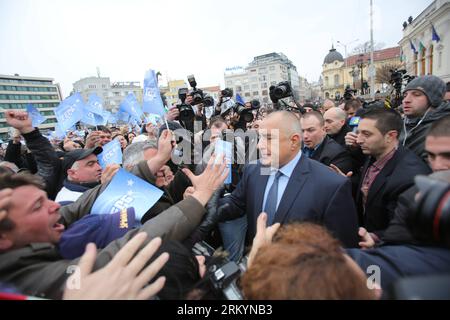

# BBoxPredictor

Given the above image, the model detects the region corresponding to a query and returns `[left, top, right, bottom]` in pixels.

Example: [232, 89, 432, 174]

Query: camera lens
[274, 85, 288, 98]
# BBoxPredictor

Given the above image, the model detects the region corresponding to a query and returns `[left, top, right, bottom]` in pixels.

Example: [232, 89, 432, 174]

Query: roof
[345, 47, 401, 66]
[324, 48, 344, 64]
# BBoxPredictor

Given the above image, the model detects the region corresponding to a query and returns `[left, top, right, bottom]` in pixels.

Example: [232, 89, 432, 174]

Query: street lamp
[357, 54, 365, 95]
[337, 39, 359, 67]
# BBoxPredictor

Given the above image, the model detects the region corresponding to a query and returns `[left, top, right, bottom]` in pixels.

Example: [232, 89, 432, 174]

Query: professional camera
[234, 99, 260, 123]
[192, 241, 247, 300]
[344, 85, 357, 101]
[176, 88, 195, 122]
[221, 88, 234, 98]
[187, 75, 214, 107]
[409, 175, 450, 248]
[270, 81, 293, 102]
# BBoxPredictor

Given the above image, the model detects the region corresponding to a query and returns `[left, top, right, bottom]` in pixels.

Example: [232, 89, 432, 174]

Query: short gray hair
[122, 140, 157, 170]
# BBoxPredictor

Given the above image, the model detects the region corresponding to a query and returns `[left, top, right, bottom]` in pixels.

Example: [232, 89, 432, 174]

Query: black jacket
[400, 101, 450, 163]
[355, 146, 432, 236]
[4, 140, 37, 173]
[310, 136, 353, 174]
[329, 123, 351, 147]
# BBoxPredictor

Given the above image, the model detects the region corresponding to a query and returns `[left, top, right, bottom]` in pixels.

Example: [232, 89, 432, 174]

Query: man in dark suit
[301, 111, 353, 174]
[215, 111, 359, 254]
[343, 108, 431, 241]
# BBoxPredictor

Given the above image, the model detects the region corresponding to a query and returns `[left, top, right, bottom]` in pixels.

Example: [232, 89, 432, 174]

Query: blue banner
[91, 168, 164, 221]
[98, 139, 123, 169]
[142, 69, 166, 117]
[54, 93, 85, 132]
[82, 93, 107, 126]
[119, 93, 143, 121]
[26, 104, 46, 127]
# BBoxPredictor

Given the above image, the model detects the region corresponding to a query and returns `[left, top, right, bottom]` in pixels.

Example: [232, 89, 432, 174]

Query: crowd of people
[0, 75, 450, 300]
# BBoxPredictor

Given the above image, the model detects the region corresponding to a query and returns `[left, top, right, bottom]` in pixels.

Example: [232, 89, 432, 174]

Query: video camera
[221, 88, 234, 98]
[344, 85, 357, 101]
[234, 99, 260, 123]
[388, 69, 416, 109]
[187, 75, 214, 107]
[192, 242, 246, 300]
[176, 88, 195, 122]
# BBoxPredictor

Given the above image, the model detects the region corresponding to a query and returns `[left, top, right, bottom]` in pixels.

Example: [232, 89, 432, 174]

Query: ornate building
[321, 46, 402, 100]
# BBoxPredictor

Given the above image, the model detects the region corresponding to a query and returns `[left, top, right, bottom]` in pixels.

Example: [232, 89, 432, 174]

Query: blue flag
[119, 93, 143, 121]
[90, 168, 164, 221]
[54, 93, 85, 132]
[410, 39, 418, 54]
[82, 93, 107, 126]
[26, 104, 46, 127]
[107, 112, 118, 124]
[116, 110, 130, 123]
[53, 123, 67, 139]
[85, 94, 104, 116]
[98, 139, 123, 169]
[236, 93, 245, 105]
[432, 25, 440, 42]
[142, 69, 166, 117]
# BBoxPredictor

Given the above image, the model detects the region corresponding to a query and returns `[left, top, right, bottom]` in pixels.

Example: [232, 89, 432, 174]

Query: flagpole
[369, 0, 376, 101]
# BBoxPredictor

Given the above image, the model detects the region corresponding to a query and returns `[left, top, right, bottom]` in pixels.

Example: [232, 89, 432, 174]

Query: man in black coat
[300, 111, 353, 174]
[343, 108, 431, 240]
[323, 107, 352, 147]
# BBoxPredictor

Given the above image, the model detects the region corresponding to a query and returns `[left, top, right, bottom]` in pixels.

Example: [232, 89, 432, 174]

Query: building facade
[398, 0, 450, 82]
[73, 77, 143, 112]
[321, 46, 402, 100]
[0, 74, 62, 140]
[224, 52, 300, 105]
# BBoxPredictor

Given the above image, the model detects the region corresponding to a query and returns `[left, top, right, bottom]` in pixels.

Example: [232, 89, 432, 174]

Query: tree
[376, 63, 402, 86]
[351, 42, 385, 55]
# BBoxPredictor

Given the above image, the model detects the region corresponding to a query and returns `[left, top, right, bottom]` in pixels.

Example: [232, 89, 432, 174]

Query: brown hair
[301, 111, 325, 127]
[427, 115, 450, 138]
[0, 173, 45, 233]
[241, 223, 375, 300]
[344, 99, 362, 111]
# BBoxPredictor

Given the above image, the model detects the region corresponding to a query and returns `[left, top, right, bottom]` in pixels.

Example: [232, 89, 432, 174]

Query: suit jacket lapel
[274, 155, 310, 224]
[254, 163, 270, 213]
[366, 148, 401, 205]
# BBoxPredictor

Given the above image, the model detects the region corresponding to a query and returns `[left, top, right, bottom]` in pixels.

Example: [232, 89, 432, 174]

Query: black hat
[62, 147, 103, 174]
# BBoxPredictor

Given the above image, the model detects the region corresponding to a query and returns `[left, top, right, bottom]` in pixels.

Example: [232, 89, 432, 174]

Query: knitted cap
[404, 75, 446, 107]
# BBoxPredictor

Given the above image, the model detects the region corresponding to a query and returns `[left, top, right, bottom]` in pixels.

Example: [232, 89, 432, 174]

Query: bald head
[322, 99, 336, 112]
[323, 107, 347, 135]
[258, 111, 302, 168]
[265, 111, 302, 138]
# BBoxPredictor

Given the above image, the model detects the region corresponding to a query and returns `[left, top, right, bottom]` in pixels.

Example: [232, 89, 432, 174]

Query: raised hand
[63, 233, 169, 300]
[4, 110, 34, 134]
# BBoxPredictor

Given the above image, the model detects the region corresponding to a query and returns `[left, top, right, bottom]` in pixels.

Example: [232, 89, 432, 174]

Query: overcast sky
[0, 0, 432, 97]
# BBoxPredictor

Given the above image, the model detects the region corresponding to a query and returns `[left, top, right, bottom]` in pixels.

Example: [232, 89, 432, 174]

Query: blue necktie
[264, 171, 283, 225]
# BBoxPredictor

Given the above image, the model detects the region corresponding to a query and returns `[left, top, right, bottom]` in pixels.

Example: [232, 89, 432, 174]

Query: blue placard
[91, 168, 164, 221]
[98, 139, 123, 169]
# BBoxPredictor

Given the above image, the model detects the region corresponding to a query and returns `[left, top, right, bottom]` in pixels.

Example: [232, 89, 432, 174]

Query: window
[226, 81, 233, 86]
[244, 85, 250, 90]
[259, 75, 266, 81]
[261, 82, 267, 89]
[429, 45, 433, 75]
[251, 84, 258, 90]
[235, 86, 242, 93]
[250, 77, 257, 82]
[269, 66, 275, 71]
[244, 92, 251, 97]
[414, 53, 418, 75]
[253, 91, 259, 96]
[421, 46, 426, 76]
[262, 90, 268, 96]
[325, 77, 329, 87]
[334, 74, 340, 87]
